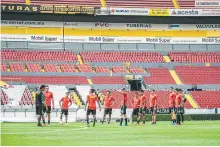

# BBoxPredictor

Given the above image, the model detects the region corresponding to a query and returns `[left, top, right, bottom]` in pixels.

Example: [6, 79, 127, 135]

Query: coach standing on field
[36, 85, 46, 127]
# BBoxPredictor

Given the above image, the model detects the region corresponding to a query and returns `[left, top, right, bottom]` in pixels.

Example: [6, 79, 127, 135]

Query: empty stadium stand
[77, 64, 93, 72]
[175, 66, 220, 84]
[27, 63, 41, 72]
[43, 64, 59, 72]
[1, 50, 77, 62]
[81, 52, 164, 63]
[1, 63, 8, 72]
[144, 68, 176, 84]
[95, 66, 110, 73]
[169, 52, 220, 63]
[60, 64, 76, 72]
[112, 66, 126, 73]
[130, 67, 144, 73]
[191, 91, 220, 108]
[9, 63, 25, 72]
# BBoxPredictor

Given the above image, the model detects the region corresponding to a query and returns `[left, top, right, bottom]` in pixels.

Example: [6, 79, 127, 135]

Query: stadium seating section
[175, 66, 220, 84]
[169, 52, 220, 63]
[1, 50, 77, 62]
[190, 91, 220, 108]
[80, 52, 164, 63]
[144, 68, 176, 84]
[27, 63, 41, 72]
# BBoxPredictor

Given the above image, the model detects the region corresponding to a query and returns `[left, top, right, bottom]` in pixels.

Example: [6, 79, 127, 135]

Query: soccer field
[1, 121, 220, 146]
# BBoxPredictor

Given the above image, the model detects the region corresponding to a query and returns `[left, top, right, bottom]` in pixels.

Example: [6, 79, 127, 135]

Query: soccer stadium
[1, 0, 220, 146]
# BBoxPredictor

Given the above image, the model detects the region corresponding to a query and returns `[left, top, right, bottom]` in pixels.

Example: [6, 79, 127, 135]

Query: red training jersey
[169, 92, 176, 107]
[175, 94, 182, 107]
[150, 94, 157, 107]
[60, 97, 72, 109]
[45, 91, 53, 106]
[132, 97, 141, 108]
[103, 96, 115, 108]
[140, 95, 147, 108]
[87, 94, 98, 110]
[122, 93, 128, 105]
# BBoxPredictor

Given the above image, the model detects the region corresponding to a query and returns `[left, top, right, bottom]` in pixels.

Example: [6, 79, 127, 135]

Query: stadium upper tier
[1, 0, 215, 8]
[2, 26, 219, 37]
[1, 50, 220, 63]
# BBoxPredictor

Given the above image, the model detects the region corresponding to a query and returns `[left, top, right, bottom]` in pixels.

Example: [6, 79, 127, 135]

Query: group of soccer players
[35, 85, 73, 127]
[169, 87, 186, 125]
[36, 85, 186, 127]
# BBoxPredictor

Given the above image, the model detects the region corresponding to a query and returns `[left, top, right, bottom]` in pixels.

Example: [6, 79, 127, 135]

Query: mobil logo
[116, 9, 129, 13]
[89, 37, 102, 41]
[31, 36, 44, 40]
[94, 22, 110, 27]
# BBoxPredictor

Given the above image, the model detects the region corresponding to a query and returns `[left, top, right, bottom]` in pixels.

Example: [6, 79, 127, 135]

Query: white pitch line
[1, 126, 88, 134]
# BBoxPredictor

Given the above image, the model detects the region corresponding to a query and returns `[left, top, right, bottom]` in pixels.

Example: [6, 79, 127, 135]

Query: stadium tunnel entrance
[125, 75, 145, 91]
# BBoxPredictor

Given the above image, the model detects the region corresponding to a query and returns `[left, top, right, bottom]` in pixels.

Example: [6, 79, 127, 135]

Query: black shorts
[140, 107, 147, 114]
[169, 107, 175, 114]
[43, 106, 52, 113]
[180, 107, 184, 114]
[175, 107, 181, 114]
[120, 105, 127, 114]
[87, 109, 96, 115]
[36, 105, 43, 115]
[150, 106, 157, 114]
[61, 109, 68, 115]
[132, 108, 141, 116]
[104, 108, 112, 115]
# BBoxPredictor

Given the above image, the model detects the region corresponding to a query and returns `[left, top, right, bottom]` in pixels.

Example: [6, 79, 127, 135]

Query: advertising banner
[185, 108, 216, 114]
[1, 4, 94, 14]
[195, 0, 220, 6]
[2, 20, 220, 30]
[109, 7, 150, 16]
[169, 9, 220, 16]
[149, 9, 169, 16]
[2, 34, 220, 44]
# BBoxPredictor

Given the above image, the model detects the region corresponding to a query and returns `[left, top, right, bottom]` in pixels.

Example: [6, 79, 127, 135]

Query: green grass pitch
[1, 121, 220, 146]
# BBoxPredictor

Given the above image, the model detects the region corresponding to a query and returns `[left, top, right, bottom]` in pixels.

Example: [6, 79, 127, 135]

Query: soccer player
[102, 90, 116, 124]
[59, 92, 72, 124]
[131, 92, 141, 125]
[44, 86, 54, 125]
[35, 85, 46, 127]
[139, 90, 147, 125]
[118, 88, 128, 126]
[180, 89, 187, 125]
[150, 89, 157, 124]
[169, 87, 176, 125]
[85, 89, 101, 127]
[175, 89, 182, 125]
